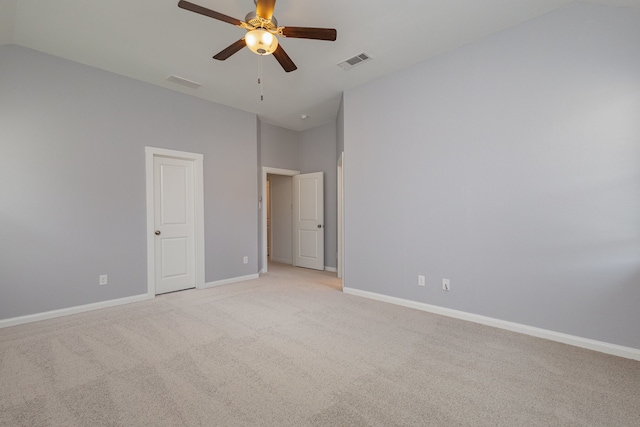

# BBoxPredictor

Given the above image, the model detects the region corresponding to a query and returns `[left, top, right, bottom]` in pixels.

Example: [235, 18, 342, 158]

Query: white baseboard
[1, 273, 259, 329]
[201, 273, 260, 289]
[270, 258, 292, 265]
[324, 266, 337, 273]
[0, 294, 153, 329]
[343, 287, 640, 361]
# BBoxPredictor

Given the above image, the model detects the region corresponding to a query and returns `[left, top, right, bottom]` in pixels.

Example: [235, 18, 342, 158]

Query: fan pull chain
[258, 55, 264, 101]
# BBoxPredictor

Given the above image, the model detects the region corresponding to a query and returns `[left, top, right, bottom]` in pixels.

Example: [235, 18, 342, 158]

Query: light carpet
[1, 263, 638, 426]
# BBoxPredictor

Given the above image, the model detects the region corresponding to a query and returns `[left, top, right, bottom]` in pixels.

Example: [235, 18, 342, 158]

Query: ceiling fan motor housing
[245, 11, 278, 31]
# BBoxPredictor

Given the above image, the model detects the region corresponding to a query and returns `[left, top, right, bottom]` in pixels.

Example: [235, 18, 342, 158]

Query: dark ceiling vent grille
[338, 53, 372, 70]
[167, 75, 202, 89]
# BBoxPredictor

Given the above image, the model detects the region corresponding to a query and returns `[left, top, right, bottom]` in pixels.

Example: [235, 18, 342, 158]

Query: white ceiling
[2, 0, 639, 131]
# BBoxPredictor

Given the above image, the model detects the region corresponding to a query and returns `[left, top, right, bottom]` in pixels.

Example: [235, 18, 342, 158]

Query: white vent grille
[338, 53, 372, 70]
[167, 75, 202, 89]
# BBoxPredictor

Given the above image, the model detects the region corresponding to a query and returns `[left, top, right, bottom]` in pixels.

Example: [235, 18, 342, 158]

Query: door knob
[317, 224, 322, 228]
[155, 230, 161, 235]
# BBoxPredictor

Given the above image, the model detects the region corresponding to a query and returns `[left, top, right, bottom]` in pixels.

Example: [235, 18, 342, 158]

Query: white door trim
[261, 167, 299, 273]
[145, 146, 205, 296]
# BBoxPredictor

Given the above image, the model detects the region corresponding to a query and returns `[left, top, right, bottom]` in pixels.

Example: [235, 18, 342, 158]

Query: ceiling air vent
[167, 75, 202, 89]
[338, 53, 372, 70]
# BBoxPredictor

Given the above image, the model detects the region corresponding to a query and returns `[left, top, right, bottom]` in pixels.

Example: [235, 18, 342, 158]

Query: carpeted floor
[1, 262, 639, 426]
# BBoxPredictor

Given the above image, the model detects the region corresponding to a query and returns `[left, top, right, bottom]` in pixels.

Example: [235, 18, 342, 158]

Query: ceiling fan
[178, 0, 337, 72]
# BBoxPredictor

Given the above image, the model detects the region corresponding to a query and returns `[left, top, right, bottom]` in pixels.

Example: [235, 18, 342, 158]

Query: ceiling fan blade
[281, 27, 337, 41]
[213, 39, 247, 60]
[178, 0, 243, 26]
[273, 45, 297, 73]
[256, 0, 276, 20]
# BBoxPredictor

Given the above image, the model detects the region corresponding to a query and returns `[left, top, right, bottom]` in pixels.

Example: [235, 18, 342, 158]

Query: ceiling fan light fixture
[245, 29, 278, 55]
[179, 0, 336, 72]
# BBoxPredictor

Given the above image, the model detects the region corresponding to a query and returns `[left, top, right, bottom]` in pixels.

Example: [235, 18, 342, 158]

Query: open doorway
[267, 173, 294, 266]
[261, 167, 326, 273]
[261, 167, 299, 273]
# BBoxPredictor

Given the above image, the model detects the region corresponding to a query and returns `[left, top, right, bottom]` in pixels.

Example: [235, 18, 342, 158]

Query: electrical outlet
[99, 275, 108, 286]
[442, 278, 450, 291]
[243, 256, 248, 264]
[418, 275, 425, 286]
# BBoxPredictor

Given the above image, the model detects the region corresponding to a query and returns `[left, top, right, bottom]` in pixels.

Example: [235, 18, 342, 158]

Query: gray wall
[343, 3, 640, 349]
[260, 122, 299, 171]
[299, 123, 338, 269]
[0, 45, 258, 320]
[0, 0, 16, 45]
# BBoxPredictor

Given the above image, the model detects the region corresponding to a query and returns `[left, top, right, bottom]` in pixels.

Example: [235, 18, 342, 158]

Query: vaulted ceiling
[2, 0, 639, 130]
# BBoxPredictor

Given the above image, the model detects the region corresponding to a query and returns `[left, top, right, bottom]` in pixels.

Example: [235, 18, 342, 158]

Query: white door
[153, 156, 196, 294]
[293, 172, 324, 270]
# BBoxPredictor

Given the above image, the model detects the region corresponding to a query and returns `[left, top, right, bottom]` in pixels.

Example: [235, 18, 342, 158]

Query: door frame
[261, 167, 299, 273]
[145, 146, 205, 296]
